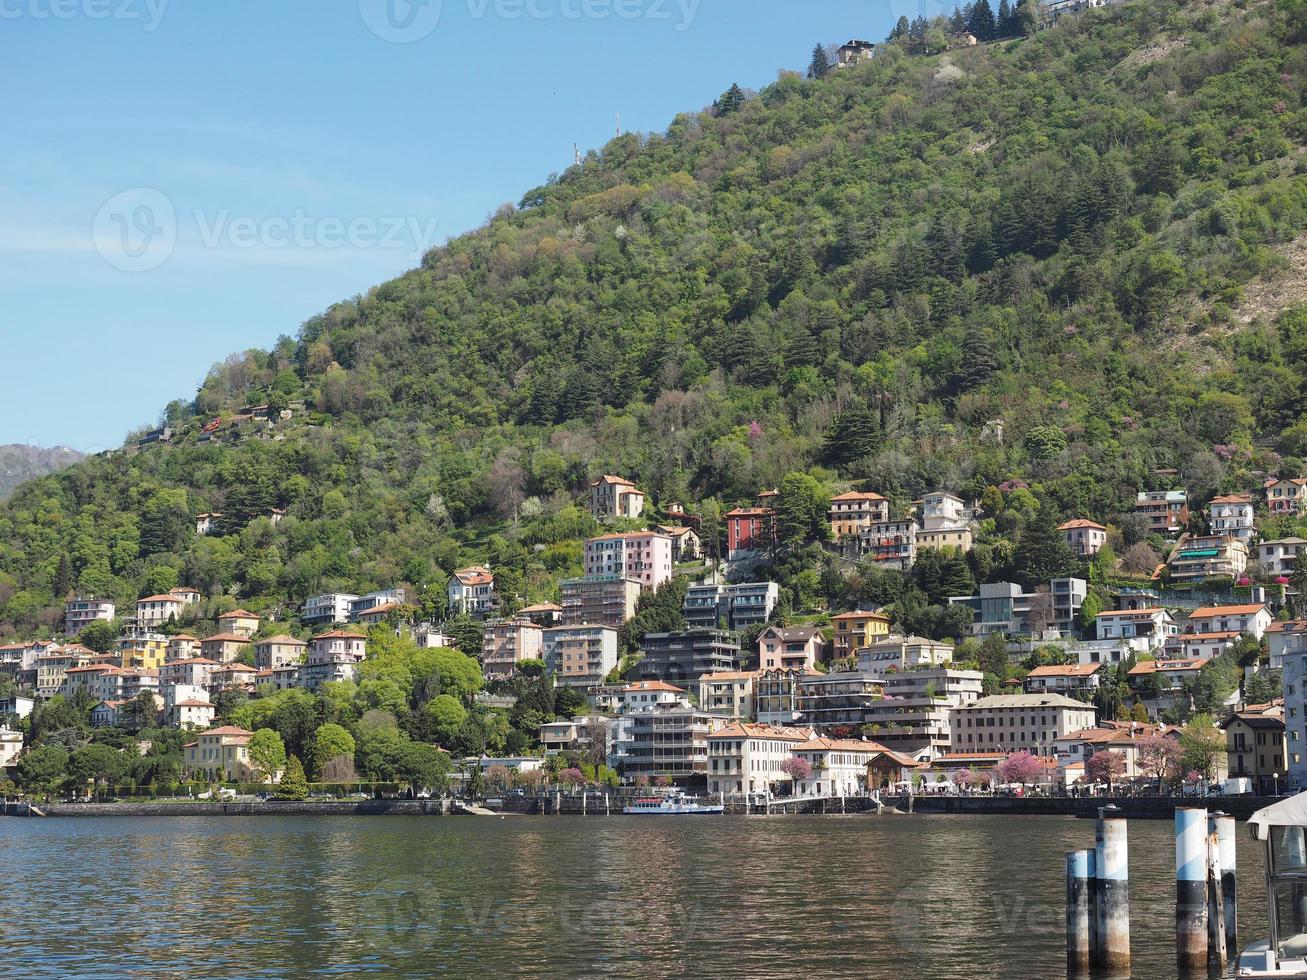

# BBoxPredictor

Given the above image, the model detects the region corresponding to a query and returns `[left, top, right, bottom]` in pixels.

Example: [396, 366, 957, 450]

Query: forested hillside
[4, 0, 1307, 635]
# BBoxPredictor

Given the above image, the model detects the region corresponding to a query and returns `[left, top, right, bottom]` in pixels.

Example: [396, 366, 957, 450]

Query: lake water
[0, 813, 1272, 978]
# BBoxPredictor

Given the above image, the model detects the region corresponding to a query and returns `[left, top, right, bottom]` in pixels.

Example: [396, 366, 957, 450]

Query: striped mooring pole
[1095, 805, 1130, 975]
[1176, 807, 1209, 976]
[1206, 817, 1228, 975]
[1066, 849, 1095, 977]
[1214, 812, 1238, 955]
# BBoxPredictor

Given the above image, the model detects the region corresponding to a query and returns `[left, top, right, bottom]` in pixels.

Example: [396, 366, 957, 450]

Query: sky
[0, 0, 906, 452]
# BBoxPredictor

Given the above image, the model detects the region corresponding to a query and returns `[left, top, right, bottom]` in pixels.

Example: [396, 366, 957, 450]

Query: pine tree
[968, 0, 996, 41]
[808, 44, 831, 80]
[997, 0, 1013, 36]
[1012, 502, 1079, 588]
[715, 83, 745, 116]
[950, 6, 967, 32]
[889, 15, 910, 39]
[275, 755, 308, 800]
[960, 328, 999, 391]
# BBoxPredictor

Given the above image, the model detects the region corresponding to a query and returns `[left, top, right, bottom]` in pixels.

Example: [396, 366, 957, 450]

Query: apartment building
[828, 491, 890, 540]
[542, 625, 618, 689]
[481, 619, 545, 680]
[560, 575, 642, 627]
[951, 694, 1097, 756]
[638, 629, 739, 684]
[1135, 490, 1188, 534]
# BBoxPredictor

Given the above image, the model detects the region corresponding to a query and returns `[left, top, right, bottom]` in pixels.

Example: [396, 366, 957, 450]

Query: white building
[705, 722, 812, 795]
[1059, 520, 1108, 557]
[64, 596, 115, 636]
[135, 594, 187, 628]
[1094, 608, 1177, 650]
[921, 491, 968, 531]
[1207, 494, 1256, 543]
[1185, 604, 1273, 640]
[1258, 538, 1307, 577]
[448, 566, 496, 617]
[583, 532, 674, 590]
[951, 694, 1097, 757]
[301, 593, 358, 626]
[857, 635, 954, 679]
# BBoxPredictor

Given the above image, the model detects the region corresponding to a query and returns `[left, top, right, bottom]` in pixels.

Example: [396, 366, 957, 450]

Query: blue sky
[1, 0, 900, 451]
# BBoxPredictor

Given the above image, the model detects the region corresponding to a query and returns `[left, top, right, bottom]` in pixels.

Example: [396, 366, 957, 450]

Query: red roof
[1189, 604, 1267, 618]
[1059, 519, 1106, 531]
[218, 609, 260, 620]
[1027, 663, 1102, 678]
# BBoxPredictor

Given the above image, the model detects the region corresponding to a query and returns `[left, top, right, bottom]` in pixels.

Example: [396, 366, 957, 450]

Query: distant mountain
[0, 445, 85, 499]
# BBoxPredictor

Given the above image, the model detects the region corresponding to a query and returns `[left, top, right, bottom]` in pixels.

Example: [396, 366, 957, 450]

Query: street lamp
[1274, 771, 1281, 796]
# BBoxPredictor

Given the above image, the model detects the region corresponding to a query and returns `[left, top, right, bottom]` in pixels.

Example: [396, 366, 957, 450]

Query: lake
[0, 813, 1272, 978]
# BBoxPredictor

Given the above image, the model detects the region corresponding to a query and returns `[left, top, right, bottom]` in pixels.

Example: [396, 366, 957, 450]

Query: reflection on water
[0, 813, 1270, 978]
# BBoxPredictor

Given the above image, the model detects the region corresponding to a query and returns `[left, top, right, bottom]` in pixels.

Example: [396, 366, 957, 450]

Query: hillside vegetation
[4, 0, 1307, 635]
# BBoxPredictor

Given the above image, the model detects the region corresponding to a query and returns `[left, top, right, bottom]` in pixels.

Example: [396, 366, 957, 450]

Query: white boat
[622, 793, 723, 815]
[1238, 793, 1307, 976]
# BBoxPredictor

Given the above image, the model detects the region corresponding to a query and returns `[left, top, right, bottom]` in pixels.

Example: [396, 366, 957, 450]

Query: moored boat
[1238, 793, 1307, 976]
[622, 793, 724, 815]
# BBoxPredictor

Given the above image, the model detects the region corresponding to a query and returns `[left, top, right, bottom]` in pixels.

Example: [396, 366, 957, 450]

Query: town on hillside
[1, 470, 1301, 802]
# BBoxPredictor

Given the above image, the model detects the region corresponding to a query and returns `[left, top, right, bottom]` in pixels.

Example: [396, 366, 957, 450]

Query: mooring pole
[1066, 849, 1095, 977]
[1176, 807, 1209, 976]
[1207, 819, 1228, 975]
[1095, 805, 1130, 975]
[1213, 812, 1237, 953]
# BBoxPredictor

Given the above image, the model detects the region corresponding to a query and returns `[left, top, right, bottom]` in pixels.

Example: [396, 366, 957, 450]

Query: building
[182, 726, 255, 782]
[1168, 535, 1249, 583]
[620, 697, 727, 783]
[916, 525, 974, 554]
[448, 566, 496, 617]
[706, 722, 813, 795]
[758, 626, 827, 672]
[1040, 0, 1117, 23]
[538, 715, 614, 758]
[655, 525, 701, 562]
[792, 737, 888, 797]
[1126, 659, 1206, 716]
[836, 38, 874, 66]
[116, 630, 169, 670]
[158, 657, 221, 690]
[639, 629, 739, 684]
[857, 635, 954, 679]
[949, 579, 1087, 637]
[1267, 478, 1307, 516]
[307, 630, 367, 664]
[755, 667, 810, 726]
[951, 694, 1097, 756]
[947, 30, 979, 47]
[1135, 490, 1189, 535]
[828, 491, 890, 541]
[1285, 646, 1307, 790]
[35, 646, 93, 697]
[64, 596, 115, 637]
[1208, 494, 1256, 543]
[1023, 663, 1102, 698]
[861, 668, 984, 758]
[1259, 538, 1307, 577]
[354, 602, 404, 628]
[172, 697, 217, 731]
[0, 728, 24, 769]
[199, 634, 250, 664]
[169, 586, 203, 607]
[1222, 703, 1286, 795]
[589, 475, 645, 519]
[136, 594, 186, 628]
[560, 575, 642, 628]
[195, 513, 222, 535]
[1060, 520, 1108, 557]
[583, 532, 673, 590]
[725, 508, 775, 561]
[166, 634, 201, 662]
[518, 602, 563, 627]
[482, 619, 545, 680]
[1095, 608, 1178, 651]
[301, 593, 358, 627]
[698, 670, 759, 719]
[1186, 603, 1273, 640]
[921, 491, 967, 530]
[830, 610, 892, 661]
[617, 680, 686, 714]
[683, 581, 780, 632]
[796, 671, 885, 731]
[1053, 723, 1178, 782]
[0, 695, 35, 721]
[254, 635, 307, 671]
[1164, 632, 1241, 662]
[542, 625, 619, 689]
[858, 520, 917, 569]
[349, 589, 407, 621]
[217, 609, 260, 638]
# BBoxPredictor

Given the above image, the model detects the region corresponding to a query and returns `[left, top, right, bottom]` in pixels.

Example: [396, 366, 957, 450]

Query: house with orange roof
[1023, 662, 1103, 697]
[448, 565, 496, 617]
[172, 697, 217, 731]
[698, 670, 761, 719]
[183, 726, 257, 782]
[705, 721, 814, 795]
[1266, 477, 1307, 516]
[829, 610, 892, 660]
[307, 630, 367, 664]
[136, 593, 187, 628]
[517, 602, 563, 627]
[166, 634, 201, 663]
[168, 586, 203, 606]
[199, 633, 251, 664]
[1059, 519, 1108, 557]
[654, 524, 701, 562]
[617, 679, 685, 713]
[724, 507, 776, 561]
[792, 737, 916, 797]
[216, 609, 260, 638]
[253, 634, 306, 670]
[588, 474, 646, 519]
[1164, 631, 1242, 662]
[159, 657, 222, 689]
[353, 601, 405, 627]
[195, 513, 223, 536]
[828, 490, 889, 540]
[759, 625, 828, 672]
[1186, 603, 1273, 640]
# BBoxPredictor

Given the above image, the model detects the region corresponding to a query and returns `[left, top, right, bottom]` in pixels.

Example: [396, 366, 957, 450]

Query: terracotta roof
[699, 670, 762, 682]
[592, 474, 637, 488]
[725, 508, 774, 517]
[622, 680, 684, 693]
[1174, 632, 1241, 642]
[831, 610, 892, 623]
[201, 633, 251, 644]
[175, 699, 214, 708]
[708, 722, 810, 741]
[1058, 519, 1107, 531]
[1026, 663, 1102, 678]
[218, 609, 259, 620]
[169, 634, 199, 642]
[167, 657, 221, 667]
[138, 594, 182, 604]
[587, 531, 670, 541]
[796, 736, 886, 753]
[313, 630, 367, 640]
[356, 602, 402, 616]
[1210, 494, 1253, 505]
[452, 566, 494, 586]
[830, 491, 887, 502]
[256, 635, 306, 646]
[1128, 659, 1204, 675]
[1189, 605, 1267, 618]
[519, 602, 563, 613]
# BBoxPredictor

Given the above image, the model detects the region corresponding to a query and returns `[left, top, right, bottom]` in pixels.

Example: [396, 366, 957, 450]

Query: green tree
[808, 44, 831, 80]
[68, 744, 126, 799]
[1012, 502, 1079, 588]
[968, 0, 996, 40]
[17, 744, 69, 795]
[776, 472, 831, 549]
[248, 728, 288, 783]
[275, 755, 309, 800]
[425, 695, 468, 746]
[1179, 715, 1225, 782]
[311, 723, 356, 779]
[715, 83, 745, 116]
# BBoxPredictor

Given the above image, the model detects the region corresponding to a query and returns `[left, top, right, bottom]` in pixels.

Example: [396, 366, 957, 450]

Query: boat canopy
[1248, 792, 1307, 841]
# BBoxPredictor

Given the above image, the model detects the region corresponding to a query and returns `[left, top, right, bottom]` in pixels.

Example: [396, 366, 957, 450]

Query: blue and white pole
[1176, 807, 1208, 976]
[1213, 812, 1237, 954]
[1066, 849, 1095, 976]
[1207, 817, 1227, 974]
[1095, 805, 1130, 975]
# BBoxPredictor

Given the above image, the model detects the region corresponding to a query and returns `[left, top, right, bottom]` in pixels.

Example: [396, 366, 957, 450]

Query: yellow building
[183, 726, 256, 782]
[830, 610, 892, 660]
[116, 633, 168, 670]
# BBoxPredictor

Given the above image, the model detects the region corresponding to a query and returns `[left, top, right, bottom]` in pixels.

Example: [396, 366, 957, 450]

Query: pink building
[583, 532, 673, 589]
[758, 626, 828, 672]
